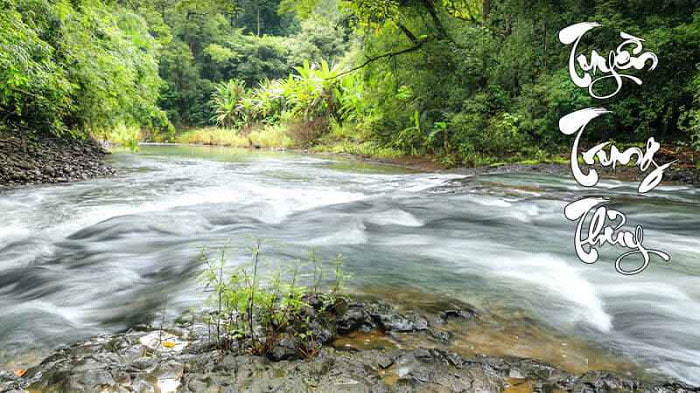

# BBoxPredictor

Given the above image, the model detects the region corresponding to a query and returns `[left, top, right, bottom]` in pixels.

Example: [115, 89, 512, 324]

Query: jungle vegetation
[1, 0, 698, 165]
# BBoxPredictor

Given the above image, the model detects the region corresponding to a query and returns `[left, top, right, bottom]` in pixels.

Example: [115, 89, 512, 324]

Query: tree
[0, 0, 168, 137]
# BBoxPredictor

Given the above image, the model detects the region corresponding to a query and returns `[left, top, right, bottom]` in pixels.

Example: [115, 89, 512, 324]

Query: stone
[376, 311, 429, 332]
[337, 304, 374, 334]
[439, 309, 476, 322]
[0, 134, 114, 190]
[377, 355, 395, 369]
[2, 301, 698, 393]
[269, 337, 300, 361]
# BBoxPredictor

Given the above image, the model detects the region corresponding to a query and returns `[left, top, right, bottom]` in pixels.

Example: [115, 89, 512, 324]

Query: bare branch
[396, 22, 420, 45]
[331, 40, 429, 79]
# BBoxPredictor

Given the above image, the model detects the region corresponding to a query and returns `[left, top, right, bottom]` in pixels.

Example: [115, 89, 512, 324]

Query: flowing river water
[0, 145, 698, 385]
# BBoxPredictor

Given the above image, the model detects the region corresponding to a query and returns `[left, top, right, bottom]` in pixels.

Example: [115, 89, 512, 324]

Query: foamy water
[0, 145, 698, 385]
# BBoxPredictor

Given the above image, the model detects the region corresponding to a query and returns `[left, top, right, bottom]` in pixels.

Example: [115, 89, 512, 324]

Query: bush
[248, 124, 294, 148]
[176, 127, 250, 147]
[211, 80, 249, 129]
[199, 242, 350, 358]
[680, 69, 700, 149]
[0, 0, 164, 137]
[96, 124, 142, 152]
[286, 118, 330, 147]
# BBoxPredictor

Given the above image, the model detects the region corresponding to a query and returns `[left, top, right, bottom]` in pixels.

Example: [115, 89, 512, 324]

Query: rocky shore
[0, 134, 114, 189]
[2, 298, 697, 393]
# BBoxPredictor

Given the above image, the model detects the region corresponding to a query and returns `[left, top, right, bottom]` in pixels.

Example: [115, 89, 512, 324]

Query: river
[0, 145, 698, 385]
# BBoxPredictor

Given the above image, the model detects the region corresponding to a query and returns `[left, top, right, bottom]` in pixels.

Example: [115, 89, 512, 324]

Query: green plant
[393, 110, 425, 157]
[0, 0, 165, 138]
[211, 79, 249, 129]
[199, 241, 350, 358]
[331, 254, 350, 295]
[96, 124, 142, 152]
[428, 121, 449, 155]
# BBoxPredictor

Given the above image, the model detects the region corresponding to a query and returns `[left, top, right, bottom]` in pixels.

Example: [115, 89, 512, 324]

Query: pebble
[0, 134, 115, 189]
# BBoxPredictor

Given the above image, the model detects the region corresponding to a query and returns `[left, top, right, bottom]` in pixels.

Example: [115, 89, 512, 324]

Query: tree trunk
[483, 0, 491, 20]
[257, 6, 261, 36]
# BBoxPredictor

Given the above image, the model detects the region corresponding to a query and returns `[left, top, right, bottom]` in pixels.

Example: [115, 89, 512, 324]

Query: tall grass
[199, 241, 350, 357]
[176, 125, 294, 149]
[248, 124, 294, 148]
[312, 140, 404, 159]
[312, 120, 405, 159]
[93, 124, 142, 151]
[176, 127, 250, 147]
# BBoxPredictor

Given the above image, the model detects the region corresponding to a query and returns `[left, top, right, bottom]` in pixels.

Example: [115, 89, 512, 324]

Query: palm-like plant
[209, 60, 357, 135]
[283, 60, 341, 121]
[211, 79, 248, 129]
[249, 79, 285, 124]
[337, 72, 368, 123]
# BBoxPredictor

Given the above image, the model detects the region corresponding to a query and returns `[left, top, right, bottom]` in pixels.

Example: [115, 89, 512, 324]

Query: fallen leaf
[13, 369, 27, 377]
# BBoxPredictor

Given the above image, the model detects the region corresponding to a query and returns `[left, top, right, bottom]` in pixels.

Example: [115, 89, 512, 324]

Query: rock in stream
[1, 299, 698, 393]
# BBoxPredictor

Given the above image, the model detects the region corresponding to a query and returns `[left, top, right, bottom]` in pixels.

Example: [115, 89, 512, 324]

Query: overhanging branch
[331, 41, 428, 79]
[396, 22, 420, 45]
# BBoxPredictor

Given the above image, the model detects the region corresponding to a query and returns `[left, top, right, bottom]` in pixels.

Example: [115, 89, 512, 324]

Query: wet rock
[269, 337, 300, 361]
[375, 311, 429, 332]
[128, 357, 159, 373]
[2, 301, 700, 393]
[337, 304, 375, 333]
[376, 354, 395, 369]
[0, 134, 114, 190]
[439, 308, 476, 322]
[573, 371, 640, 393]
[429, 329, 452, 343]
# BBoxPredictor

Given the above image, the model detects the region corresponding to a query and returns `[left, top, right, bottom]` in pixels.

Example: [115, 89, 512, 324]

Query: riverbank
[307, 145, 699, 185]
[2, 129, 696, 190]
[170, 125, 700, 185]
[0, 134, 114, 189]
[1, 296, 697, 393]
[143, 140, 700, 185]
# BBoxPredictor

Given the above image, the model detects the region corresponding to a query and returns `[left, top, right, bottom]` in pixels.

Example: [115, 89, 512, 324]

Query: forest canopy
[1, 0, 698, 165]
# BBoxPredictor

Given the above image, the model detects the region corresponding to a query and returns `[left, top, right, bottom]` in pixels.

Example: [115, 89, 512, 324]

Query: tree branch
[396, 22, 420, 45]
[331, 40, 429, 79]
[421, 0, 448, 38]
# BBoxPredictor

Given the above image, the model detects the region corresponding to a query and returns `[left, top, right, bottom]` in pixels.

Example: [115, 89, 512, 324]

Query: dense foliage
[317, 0, 700, 164]
[0, 0, 170, 138]
[126, 0, 349, 128]
[2, 0, 698, 164]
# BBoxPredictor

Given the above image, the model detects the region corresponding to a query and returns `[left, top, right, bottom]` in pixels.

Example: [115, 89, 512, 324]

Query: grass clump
[93, 124, 142, 152]
[312, 140, 405, 160]
[248, 124, 294, 148]
[199, 242, 350, 359]
[176, 127, 250, 147]
[176, 125, 294, 149]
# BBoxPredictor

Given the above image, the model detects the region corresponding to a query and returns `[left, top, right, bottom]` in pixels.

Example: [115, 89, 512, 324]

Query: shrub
[286, 118, 329, 147]
[211, 80, 249, 129]
[95, 124, 142, 152]
[199, 242, 350, 358]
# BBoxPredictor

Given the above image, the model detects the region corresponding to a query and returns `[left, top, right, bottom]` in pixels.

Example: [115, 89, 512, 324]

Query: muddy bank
[2, 298, 697, 393]
[0, 134, 114, 190]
